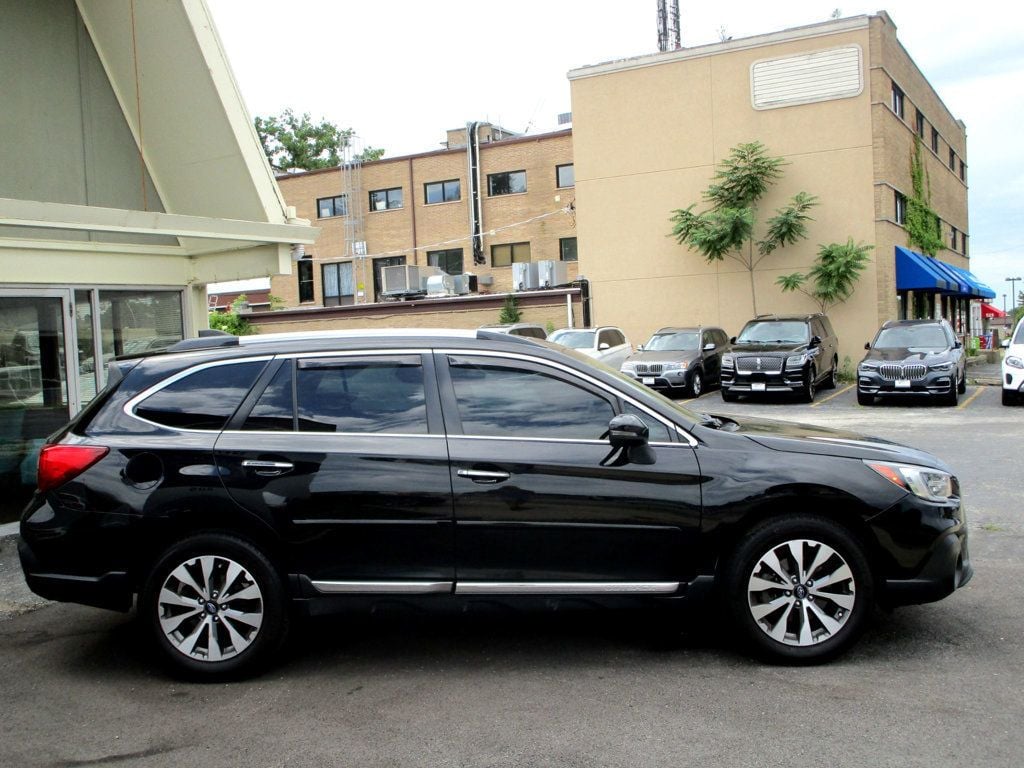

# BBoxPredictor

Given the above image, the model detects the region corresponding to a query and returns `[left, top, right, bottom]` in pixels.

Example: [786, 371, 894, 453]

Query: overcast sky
[207, 0, 1024, 309]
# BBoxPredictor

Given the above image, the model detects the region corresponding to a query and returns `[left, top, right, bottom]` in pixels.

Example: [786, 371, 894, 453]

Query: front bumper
[858, 370, 954, 397]
[1003, 364, 1024, 393]
[622, 369, 692, 391]
[720, 367, 805, 393]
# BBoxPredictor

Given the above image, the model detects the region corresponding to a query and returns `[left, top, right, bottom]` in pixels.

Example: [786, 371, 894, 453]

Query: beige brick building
[568, 11, 982, 362]
[266, 125, 580, 332]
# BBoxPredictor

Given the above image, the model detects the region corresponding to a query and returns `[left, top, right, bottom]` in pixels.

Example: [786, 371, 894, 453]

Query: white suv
[548, 326, 632, 369]
[1002, 317, 1024, 405]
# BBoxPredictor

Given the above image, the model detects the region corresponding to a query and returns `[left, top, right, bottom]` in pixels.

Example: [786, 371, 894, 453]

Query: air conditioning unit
[451, 274, 478, 295]
[381, 265, 444, 297]
[536, 260, 568, 289]
[512, 262, 539, 291]
[425, 273, 455, 297]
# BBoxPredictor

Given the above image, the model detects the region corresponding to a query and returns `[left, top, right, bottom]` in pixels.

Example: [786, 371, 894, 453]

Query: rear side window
[135, 361, 267, 431]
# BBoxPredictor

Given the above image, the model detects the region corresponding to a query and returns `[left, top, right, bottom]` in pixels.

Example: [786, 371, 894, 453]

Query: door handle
[457, 468, 511, 484]
[242, 460, 294, 477]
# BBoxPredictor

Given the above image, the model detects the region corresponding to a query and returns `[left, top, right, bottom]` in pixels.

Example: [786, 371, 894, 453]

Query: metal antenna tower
[341, 141, 367, 303]
[657, 0, 681, 52]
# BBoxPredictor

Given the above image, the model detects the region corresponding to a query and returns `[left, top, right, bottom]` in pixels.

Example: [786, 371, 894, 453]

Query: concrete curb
[0, 522, 19, 541]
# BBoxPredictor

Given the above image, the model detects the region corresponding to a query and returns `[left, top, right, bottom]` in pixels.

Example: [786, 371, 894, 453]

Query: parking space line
[958, 386, 986, 409]
[811, 383, 854, 407]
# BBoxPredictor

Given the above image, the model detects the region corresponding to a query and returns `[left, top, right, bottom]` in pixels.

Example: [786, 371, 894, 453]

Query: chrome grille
[878, 363, 927, 381]
[634, 363, 664, 375]
[736, 356, 783, 373]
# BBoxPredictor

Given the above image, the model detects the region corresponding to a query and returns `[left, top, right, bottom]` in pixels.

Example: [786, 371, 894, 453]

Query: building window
[959, 160, 966, 182]
[962, 233, 968, 256]
[427, 248, 464, 275]
[891, 83, 904, 119]
[931, 126, 939, 153]
[559, 237, 578, 262]
[322, 261, 355, 306]
[556, 164, 575, 188]
[317, 195, 347, 218]
[948, 148, 956, 171]
[950, 228, 958, 251]
[488, 170, 527, 196]
[297, 257, 314, 303]
[491, 242, 531, 267]
[894, 191, 907, 225]
[369, 187, 403, 211]
[424, 179, 460, 204]
[915, 110, 925, 138]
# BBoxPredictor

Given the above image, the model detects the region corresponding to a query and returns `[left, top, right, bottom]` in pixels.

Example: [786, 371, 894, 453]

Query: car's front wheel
[857, 389, 873, 406]
[1003, 388, 1018, 406]
[721, 387, 738, 403]
[689, 369, 704, 398]
[725, 516, 873, 664]
[142, 533, 288, 679]
[801, 366, 817, 403]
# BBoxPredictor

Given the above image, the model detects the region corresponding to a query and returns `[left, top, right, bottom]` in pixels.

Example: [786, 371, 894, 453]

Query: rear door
[437, 350, 703, 594]
[215, 351, 454, 592]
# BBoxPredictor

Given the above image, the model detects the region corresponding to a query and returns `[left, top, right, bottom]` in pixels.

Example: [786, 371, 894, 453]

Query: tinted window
[1015, 322, 1024, 345]
[874, 325, 950, 350]
[449, 359, 613, 439]
[135, 361, 266, 430]
[242, 363, 294, 431]
[622, 402, 672, 443]
[647, 332, 698, 351]
[295, 358, 427, 434]
[737, 321, 809, 344]
[608, 329, 626, 347]
[550, 330, 595, 350]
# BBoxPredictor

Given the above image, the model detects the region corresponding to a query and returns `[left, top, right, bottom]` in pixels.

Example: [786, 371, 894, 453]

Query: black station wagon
[19, 329, 972, 677]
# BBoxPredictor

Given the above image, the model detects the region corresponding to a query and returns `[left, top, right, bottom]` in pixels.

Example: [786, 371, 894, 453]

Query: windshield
[1015, 321, 1024, 345]
[645, 332, 699, 351]
[549, 330, 595, 350]
[874, 325, 949, 350]
[736, 321, 809, 344]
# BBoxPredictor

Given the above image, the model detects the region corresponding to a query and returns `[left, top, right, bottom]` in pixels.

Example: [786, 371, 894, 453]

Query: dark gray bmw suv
[857, 319, 966, 406]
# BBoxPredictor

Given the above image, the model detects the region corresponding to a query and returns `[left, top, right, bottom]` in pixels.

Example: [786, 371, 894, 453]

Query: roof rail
[167, 332, 240, 353]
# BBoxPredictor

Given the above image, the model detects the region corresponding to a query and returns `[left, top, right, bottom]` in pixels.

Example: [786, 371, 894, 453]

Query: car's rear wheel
[689, 369, 704, 398]
[725, 516, 873, 664]
[823, 357, 838, 390]
[142, 533, 288, 679]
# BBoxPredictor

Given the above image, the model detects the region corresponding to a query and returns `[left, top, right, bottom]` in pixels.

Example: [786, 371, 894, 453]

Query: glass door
[0, 291, 73, 523]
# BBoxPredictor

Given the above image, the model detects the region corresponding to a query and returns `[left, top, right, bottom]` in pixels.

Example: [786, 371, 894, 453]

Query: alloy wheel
[746, 538, 856, 647]
[156, 554, 265, 663]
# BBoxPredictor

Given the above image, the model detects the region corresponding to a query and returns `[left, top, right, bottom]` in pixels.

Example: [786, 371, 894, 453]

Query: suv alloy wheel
[802, 365, 817, 403]
[690, 369, 703, 398]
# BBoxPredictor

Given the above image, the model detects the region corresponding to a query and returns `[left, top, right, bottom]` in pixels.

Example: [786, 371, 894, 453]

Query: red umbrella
[980, 303, 1006, 319]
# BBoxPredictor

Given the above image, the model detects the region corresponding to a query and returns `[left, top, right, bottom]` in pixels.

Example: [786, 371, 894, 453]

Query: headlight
[859, 361, 879, 371]
[864, 461, 957, 503]
[929, 361, 954, 372]
[662, 361, 687, 371]
[1007, 356, 1024, 370]
[722, 355, 734, 368]
[620, 362, 635, 372]
[786, 355, 806, 369]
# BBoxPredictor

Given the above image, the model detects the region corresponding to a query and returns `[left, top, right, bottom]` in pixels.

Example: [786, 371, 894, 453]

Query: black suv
[857, 319, 966, 406]
[721, 314, 840, 403]
[19, 329, 970, 677]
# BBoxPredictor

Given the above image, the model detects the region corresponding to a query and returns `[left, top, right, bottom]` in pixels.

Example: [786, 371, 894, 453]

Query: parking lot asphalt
[1, 381, 1022, 767]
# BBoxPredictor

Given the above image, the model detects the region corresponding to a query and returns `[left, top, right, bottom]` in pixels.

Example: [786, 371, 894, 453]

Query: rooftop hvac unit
[512, 262, 539, 291]
[536, 260, 568, 288]
[425, 273, 455, 297]
[452, 274, 478, 295]
[380, 265, 443, 297]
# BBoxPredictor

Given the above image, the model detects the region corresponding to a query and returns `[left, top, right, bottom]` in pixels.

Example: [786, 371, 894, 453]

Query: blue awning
[928, 258, 972, 295]
[895, 246, 953, 292]
[944, 263, 997, 299]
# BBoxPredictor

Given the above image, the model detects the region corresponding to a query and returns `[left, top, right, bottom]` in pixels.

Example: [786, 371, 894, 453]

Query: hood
[730, 342, 808, 354]
[704, 412, 950, 471]
[862, 347, 951, 363]
[626, 349, 700, 365]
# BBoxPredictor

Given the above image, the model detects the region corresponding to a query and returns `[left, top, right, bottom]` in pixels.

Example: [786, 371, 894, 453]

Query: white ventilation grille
[751, 45, 863, 110]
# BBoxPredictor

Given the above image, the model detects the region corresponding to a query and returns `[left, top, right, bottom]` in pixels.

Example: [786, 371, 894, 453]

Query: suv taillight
[37, 445, 109, 493]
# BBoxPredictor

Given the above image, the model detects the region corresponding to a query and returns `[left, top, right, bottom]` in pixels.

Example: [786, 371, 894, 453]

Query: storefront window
[96, 290, 184, 388]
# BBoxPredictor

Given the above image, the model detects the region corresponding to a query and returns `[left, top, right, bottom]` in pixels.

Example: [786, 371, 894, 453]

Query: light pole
[1003, 294, 1008, 315]
[1008, 277, 1023, 313]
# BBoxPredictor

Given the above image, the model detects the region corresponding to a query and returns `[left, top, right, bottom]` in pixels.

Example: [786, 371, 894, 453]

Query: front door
[436, 352, 702, 593]
[0, 291, 74, 522]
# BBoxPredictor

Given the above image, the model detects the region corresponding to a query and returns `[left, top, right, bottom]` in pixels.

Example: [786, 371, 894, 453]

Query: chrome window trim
[454, 582, 680, 595]
[448, 434, 679, 448]
[124, 356, 274, 434]
[222, 430, 444, 440]
[312, 580, 453, 595]
[439, 348, 698, 447]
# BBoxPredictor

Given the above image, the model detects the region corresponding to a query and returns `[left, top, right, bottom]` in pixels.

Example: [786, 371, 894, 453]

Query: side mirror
[864, 342, 870, 350]
[730, 336, 737, 344]
[954, 340, 962, 349]
[703, 342, 716, 351]
[599, 342, 610, 351]
[809, 335, 822, 348]
[607, 414, 649, 448]
[1002, 339, 1010, 348]
[636, 344, 645, 352]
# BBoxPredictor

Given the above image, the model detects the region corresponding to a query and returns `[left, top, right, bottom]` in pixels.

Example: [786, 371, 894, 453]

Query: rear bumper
[17, 536, 133, 612]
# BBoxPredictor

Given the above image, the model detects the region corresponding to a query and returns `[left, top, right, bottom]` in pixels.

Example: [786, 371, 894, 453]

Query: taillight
[37, 445, 109, 494]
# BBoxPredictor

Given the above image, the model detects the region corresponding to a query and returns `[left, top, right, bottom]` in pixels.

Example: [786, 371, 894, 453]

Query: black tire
[721, 387, 738, 403]
[957, 369, 967, 394]
[689, 369, 704, 398]
[141, 533, 288, 679]
[857, 389, 873, 406]
[823, 357, 839, 390]
[724, 515, 873, 664]
[1003, 389, 1017, 406]
[943, 378, 959, 407]
[801, 366, 817, 403]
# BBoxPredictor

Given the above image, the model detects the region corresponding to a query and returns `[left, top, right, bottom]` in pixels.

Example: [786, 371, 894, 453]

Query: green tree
[253, 110, 384, 172]
[776, 239, 874, 313]
[669, 141, 817, 315]
[208, 295, 256, 336]
[498, 293, 522, 324]
[906, 137, 944, 256]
